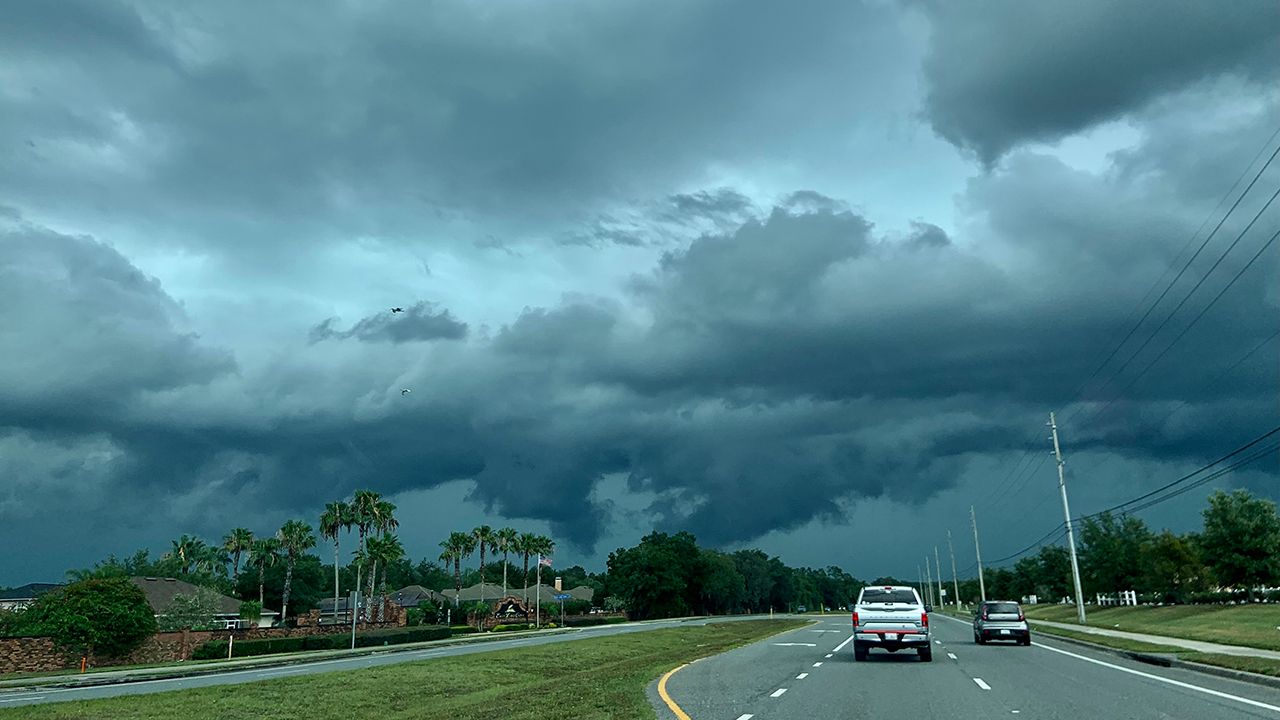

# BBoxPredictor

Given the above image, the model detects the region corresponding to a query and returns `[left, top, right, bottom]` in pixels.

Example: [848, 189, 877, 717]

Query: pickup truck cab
[851, 585, 931, 662]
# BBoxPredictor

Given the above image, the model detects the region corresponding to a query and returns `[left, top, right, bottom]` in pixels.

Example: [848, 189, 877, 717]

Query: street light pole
[1050, 412, 1088, 624]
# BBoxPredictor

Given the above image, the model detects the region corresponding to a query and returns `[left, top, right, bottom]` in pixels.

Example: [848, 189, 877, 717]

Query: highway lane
[657, 613, 1280, 719]
[0, 614, 776, 709]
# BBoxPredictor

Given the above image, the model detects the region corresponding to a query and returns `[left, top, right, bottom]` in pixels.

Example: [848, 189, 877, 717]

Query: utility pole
[970, 506, 987, 602]
[924, 556, 935, 607]
[947, 530, 961, 609]
[1050, 412, 1087, 624]
[917, 564, 925, 600]
[934, 546, 945, 609]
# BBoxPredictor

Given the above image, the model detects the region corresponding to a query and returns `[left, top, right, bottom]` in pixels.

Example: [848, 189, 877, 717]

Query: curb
[1034, 631, 1280, 691]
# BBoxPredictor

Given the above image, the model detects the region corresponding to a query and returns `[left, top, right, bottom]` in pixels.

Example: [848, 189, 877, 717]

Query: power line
[1065, 182, 1280, 426]
[1078, 225, 1280, 428]
[1121, 443, 1278, 515]
[985, 524, 1069, 566]
[1061, 129, 1280, 417]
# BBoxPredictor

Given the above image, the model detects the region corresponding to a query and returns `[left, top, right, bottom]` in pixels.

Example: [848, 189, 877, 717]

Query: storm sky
[2, 0, 1278, 585]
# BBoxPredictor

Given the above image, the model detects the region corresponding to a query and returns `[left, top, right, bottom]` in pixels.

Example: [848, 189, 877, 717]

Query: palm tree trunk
[454, 558, 462, 608]
[232, 551, 241, 581]
[479, 544, 486, 607]
[502, 550, 509, 598]
[367, 560, 378, 622]
[258, 564, 265, 607]
[282, 558, 295, 621]
[333, 539, 341, 621]
[378, 567, 388, 623]
[522, 553, 530, 604]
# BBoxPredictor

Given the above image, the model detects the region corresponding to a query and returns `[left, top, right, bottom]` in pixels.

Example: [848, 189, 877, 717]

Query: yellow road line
[657, 662, 693, 720]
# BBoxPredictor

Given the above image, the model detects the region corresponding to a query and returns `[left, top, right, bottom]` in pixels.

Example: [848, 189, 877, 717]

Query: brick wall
[0, 617, 407, 675]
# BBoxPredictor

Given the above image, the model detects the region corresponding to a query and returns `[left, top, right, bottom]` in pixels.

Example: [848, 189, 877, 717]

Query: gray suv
[973, 600, 1030, 645]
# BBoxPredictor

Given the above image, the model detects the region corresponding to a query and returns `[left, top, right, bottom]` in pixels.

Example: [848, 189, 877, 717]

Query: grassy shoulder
[1023, 603, 1280, 652]
[1, 619, 807, 720]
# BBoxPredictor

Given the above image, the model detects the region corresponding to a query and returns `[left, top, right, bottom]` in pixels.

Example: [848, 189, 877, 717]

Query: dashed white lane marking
[935, 640, 943, 645]
[1034, 641, 1280, 714]
[0, 697, 45, 703]
[735, 715, 755, 720]
[947, 653, 958, 660]
[796, 673, 809, 679]
[973, 678, 991, 691]
[825, 653, 833, 658]
[771, 688, 788, 698]
[813, 662, 823, 667]
[832, 635, 855, 653]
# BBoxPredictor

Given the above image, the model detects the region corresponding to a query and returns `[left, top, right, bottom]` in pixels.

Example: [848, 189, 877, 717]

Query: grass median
[1023, 603, 1280, 652]
[2, 619, 807, 720]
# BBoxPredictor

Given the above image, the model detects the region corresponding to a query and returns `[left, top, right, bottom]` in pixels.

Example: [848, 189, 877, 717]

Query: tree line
[954, 489, 1280, 605]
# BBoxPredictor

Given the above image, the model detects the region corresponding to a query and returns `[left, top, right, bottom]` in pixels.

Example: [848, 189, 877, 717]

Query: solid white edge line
[832, 634, 856, 653]
[973, 678, 991, 690]
[770, 688, 788, 698]
[1033, 641, 1280, 714]
[0, 697, 44, 703]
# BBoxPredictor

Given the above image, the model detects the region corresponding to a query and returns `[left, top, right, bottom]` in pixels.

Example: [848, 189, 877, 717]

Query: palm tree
[195, 544, 230, 576]
[168, 535, 209, 575]
[319, 501, 352, 621]
[277, 520, 316, 622]
[350, 489, 381, 620]
[367, 500, 398, 620]
[440, 531, 476, 607]
[495, 527, 518, 598]
[369, 534, 406, 622]
[517, 531, 538, 603]
[248, 537, 280, 608]
[222, 528, 254, 581]
[473, 525, 494, 606]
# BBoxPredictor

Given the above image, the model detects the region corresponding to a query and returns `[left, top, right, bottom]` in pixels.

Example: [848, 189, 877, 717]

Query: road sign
[553, 593, 572, 601]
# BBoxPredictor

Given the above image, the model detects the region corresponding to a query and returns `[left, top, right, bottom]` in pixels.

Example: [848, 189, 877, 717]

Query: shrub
[22, 578, 156, 659]
[450, 625, 479, 635]
[191, 626, 451, 660]
[240, 600, 263, 621]
[492, 624, 532, 632]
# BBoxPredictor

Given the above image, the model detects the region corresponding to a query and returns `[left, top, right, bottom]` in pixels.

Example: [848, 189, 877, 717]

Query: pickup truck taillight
[852, 611, 860, 627]
[1018, 610, 1025, 621]
[921, 612, 928, 628]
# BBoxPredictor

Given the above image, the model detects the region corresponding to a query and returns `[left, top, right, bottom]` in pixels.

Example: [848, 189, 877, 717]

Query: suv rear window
[986, 602, 1020, 614]
[860, 589, 917, 604]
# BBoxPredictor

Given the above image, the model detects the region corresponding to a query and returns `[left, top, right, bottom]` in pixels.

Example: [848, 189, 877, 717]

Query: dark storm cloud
[918, 0, 1280, 163]
[0, 219, 234, 418]
[308, 302, 467, 344]
[906, 221, 950, 248]
[0, 0, 899, 255]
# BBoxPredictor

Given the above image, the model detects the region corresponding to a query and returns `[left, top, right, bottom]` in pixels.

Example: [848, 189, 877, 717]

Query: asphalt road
[656, 613, 1280, 720]
[0, 615, 772, 709]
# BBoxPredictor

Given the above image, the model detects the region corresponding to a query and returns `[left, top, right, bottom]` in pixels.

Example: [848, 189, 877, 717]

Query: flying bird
[391, 307, 403, 313]
[401, 388, 412, 395]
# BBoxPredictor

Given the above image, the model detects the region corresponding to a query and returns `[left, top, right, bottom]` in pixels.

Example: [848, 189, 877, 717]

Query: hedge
[191, 626, 451, 660]
[449, 626, 479, 635]
[563, 616, 628, 627]
[492, 624, 533, 632]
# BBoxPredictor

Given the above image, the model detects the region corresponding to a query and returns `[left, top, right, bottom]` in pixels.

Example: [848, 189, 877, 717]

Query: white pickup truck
[851, 585, 932, 662]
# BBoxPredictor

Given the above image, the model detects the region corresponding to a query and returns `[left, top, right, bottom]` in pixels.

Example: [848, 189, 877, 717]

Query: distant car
[973, 600, 1031, 645]
[797, 605, 807, 613]
[852, 585, 931, 662]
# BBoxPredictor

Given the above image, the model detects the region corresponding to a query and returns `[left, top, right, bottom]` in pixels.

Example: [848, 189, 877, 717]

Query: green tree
[23, 578, 156, 660]
[516, 531, 538, 604]
[699, 549, 746, 614]
[495, 527, 518, 598]
[369, 534, 406, 621]
[365, 500, 398, 619]
[440, 531, 475, 607]
[221, 528, 255, 582]
[247, 537, 280, 608]
[472, 525, 495, 604]
[350, 489, 382, 620]
[606, 531, 701, 620]
[239, 600, 263, 622]
[732, 549, 774, 612]
[1201, 490, 1280, 600]
[1079, 512, 1152, 595]
[277, 520, 317, 620]
[1141, 531, 1209, 603]
[319, 500, 353, 621]
[157, 587, 224, 631]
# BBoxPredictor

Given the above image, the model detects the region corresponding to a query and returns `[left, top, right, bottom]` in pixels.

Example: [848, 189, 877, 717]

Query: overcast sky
[3, 0, 1278, 586]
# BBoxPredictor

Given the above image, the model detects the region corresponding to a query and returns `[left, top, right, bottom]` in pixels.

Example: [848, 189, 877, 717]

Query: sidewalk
[1031, 619, 1280, 659]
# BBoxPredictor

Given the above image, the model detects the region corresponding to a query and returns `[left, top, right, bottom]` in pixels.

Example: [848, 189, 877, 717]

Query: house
[130, 577, 278, 629]
[439, 582, 594, 606]
[0, 583, 63, 611]
[391, 585, 449, 608]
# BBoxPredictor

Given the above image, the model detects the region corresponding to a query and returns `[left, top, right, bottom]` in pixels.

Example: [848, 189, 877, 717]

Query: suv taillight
[921, 612, 928, 628]
[982, 608, 988, 620]
[852, 611, 860, 627]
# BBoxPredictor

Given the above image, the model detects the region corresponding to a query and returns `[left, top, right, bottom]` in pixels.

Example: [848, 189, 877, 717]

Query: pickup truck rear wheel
[853, 644, 868, 662]
[918, 647, 933, 662]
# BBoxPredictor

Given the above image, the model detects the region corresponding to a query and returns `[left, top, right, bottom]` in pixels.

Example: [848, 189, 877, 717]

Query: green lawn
[1023, 604, 1280, 652]
[1181, 653, 1280, 678]
[1, 620, 806, 720]
[1029, 624, 1187, 653]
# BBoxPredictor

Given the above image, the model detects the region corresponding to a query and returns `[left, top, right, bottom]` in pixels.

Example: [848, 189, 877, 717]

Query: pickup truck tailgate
[859, 607, 923, 631]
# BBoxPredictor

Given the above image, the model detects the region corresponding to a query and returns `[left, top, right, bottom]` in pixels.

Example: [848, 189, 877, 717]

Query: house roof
[391, 585, 448, 607]
[439, 583, 594, 604]
[130, 577, 277, 617]
[0, 583, 63, 601]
